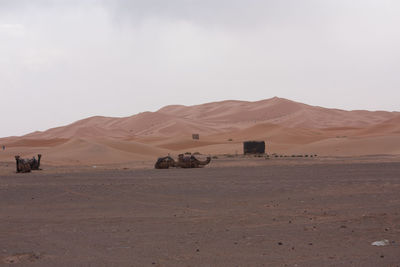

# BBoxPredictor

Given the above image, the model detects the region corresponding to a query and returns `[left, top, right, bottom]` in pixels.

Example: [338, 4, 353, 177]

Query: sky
[0, 0, 399, 137]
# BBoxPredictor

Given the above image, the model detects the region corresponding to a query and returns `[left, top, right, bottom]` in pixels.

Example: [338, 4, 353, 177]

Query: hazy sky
[0, 0, 399, 137]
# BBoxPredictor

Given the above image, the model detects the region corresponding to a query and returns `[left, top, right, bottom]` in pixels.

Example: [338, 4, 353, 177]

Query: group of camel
[14, 153, 210, 173]
[15, 154, 42, 173]
[155, 153, 211, 169]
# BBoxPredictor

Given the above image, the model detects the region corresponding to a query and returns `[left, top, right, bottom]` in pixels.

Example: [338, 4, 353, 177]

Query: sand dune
[158, 97, 397, 128]
[284, 135, 400, 156]
[6, 138, 69, 147]
[354, 115, 400, 136]
[0, 97, 399, 165]
[22, 97, 399, 140]
[43, 138, 171, 164]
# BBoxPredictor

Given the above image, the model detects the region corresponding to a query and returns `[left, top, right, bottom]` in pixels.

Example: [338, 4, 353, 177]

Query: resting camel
[15, 156, 31, 173]
[28, 154, 42, 170]
[154, 156, 176, 169]
[15, 154, 42, 173]
[155, 154, 211, 169]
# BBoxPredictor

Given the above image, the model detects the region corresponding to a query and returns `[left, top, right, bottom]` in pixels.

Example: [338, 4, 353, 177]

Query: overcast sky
[0, 0, 399, 137]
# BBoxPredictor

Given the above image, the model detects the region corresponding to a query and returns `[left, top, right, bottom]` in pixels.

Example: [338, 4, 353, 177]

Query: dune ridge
[1, 97, 399, 164]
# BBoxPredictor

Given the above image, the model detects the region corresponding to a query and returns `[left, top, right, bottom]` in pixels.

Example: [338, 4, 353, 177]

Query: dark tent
[243, 141, 265, 154]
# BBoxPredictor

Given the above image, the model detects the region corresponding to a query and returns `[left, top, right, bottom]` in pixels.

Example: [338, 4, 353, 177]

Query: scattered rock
[371, 240, 389, 246]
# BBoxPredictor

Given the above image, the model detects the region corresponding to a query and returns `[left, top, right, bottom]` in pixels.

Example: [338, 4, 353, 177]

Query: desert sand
[0, 97, 399, 166]
[1, 97, 400, 266]
[1, 159, 400, 266]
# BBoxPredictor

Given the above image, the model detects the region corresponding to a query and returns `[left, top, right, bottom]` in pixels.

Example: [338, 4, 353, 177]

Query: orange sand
[1, 97, 399, 165]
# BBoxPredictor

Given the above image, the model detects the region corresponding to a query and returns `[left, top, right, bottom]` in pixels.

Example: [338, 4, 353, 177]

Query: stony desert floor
[1, 157, 400, 266]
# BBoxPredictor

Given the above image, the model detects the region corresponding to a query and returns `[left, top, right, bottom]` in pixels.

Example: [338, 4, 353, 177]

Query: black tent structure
[243, 141, 265, 154]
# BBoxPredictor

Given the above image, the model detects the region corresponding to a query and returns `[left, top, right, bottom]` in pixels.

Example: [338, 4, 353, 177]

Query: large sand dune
[0, 97, 399, 165]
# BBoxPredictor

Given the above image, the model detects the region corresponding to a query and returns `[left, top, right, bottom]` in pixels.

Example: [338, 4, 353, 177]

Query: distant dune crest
[1, 97, 399, 164]
[22, 97, 400, 139]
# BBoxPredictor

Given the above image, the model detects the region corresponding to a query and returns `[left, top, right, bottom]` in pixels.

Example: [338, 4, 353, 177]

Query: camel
[28, 154, 42, 170]
[154, 156, 176, 169]
[15, 154, 42, 173]
[15, 156, 31, 173]
[155, 154, 211, 169]
[176, 154, 211, 168]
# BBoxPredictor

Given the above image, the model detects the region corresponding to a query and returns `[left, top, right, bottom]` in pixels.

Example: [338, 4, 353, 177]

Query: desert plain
[1, 97, 400, 266]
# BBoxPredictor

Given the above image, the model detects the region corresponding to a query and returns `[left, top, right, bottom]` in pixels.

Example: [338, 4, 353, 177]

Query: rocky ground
[1, 159, 399, 266]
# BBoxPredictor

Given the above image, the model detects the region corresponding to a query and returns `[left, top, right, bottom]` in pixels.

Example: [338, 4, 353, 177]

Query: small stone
[278, 242, 283, 245]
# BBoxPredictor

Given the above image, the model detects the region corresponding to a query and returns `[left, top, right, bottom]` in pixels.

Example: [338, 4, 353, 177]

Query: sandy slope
[0, 97, 399, 165]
